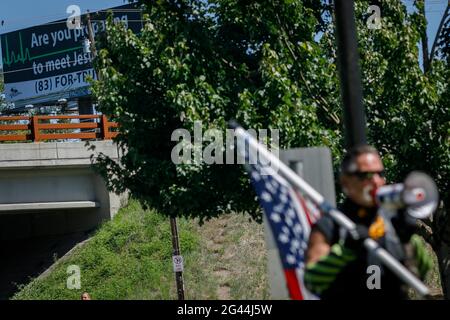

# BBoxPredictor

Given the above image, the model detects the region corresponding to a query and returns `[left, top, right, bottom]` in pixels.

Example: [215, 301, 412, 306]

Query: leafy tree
[91, 0, 342, 223]
[91, 0, 449, 296]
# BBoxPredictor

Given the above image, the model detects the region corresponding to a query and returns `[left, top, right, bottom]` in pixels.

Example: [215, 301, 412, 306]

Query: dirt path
[186, 213, 269, 300]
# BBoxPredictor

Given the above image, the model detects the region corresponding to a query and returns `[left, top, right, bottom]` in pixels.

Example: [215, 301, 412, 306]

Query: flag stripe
[284, 269, 304, 300]
[296, 191, 314, 226]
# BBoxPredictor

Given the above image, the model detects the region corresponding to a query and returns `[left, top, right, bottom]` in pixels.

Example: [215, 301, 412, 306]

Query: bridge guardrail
[0, 115, 118, 142]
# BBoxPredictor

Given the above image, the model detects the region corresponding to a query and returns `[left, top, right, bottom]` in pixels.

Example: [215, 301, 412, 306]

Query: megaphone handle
[364, 238, 430, 297]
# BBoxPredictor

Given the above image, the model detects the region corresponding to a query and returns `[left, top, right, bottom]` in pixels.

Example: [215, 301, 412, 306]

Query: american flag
[246, 161, 321, 300]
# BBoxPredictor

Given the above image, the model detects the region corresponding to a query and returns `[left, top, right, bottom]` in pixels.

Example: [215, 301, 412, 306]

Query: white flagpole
[232, 124, 430, 298]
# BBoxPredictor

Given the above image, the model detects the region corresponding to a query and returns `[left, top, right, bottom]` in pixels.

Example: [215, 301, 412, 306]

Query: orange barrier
[0, 115, 118, 142]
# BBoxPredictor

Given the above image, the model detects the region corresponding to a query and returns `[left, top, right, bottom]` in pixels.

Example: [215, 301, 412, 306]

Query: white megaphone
[375, 171, 439, 220]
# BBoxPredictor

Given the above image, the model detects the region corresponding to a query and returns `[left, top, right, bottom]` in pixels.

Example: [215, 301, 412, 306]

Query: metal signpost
[170, 217, 185, 300]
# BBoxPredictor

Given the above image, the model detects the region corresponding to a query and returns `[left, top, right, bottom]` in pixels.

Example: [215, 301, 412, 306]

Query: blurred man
[304, 145, 432, 299]
[81, 292, 91, 300]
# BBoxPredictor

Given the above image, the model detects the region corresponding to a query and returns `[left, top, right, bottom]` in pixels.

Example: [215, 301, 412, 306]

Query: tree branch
[274, 12, 340, 125]
[417, 220, 435, 248]
[430, 4, 450, 66]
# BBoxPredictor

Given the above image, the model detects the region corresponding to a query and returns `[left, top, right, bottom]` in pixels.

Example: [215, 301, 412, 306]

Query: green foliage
[13, 199, 199, 300]
[91, 0, 342, 222]
[13, 199, 269, 300]
[91, 0, 448, 222]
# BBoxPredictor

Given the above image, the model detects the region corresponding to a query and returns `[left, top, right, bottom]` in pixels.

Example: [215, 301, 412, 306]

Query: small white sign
[172, 255, 184, 272]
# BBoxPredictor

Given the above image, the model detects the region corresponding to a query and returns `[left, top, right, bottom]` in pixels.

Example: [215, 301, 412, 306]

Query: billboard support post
[86, 12, 98, 66]
[78, 12, 98, 117]
[78, 96, 94, 115]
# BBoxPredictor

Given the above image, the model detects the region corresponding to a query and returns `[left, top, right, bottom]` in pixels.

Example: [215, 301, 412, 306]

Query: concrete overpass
[0, 141, 126, 240]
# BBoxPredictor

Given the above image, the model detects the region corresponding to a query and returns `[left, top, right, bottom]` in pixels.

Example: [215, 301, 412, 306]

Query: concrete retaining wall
[0, 141, 127, 240]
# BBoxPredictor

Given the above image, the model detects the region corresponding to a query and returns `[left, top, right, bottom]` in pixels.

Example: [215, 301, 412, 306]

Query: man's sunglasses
[351, 170, 385, 180]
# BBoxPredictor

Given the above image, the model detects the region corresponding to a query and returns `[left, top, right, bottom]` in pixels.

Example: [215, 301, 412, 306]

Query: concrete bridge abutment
[0, 141, 127, 240]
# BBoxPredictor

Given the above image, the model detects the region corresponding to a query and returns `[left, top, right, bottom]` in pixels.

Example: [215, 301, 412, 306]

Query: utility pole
[334, 0, 367, 149]
[170, 217, 185, 300]
[78, 12, 97, 119]
[86, 12, 98, 61]
[85, 11, 101, 82]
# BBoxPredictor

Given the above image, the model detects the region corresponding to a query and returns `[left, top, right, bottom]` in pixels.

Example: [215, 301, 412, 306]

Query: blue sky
[0, 0, 126, 34]
[404, 0, 448, 44]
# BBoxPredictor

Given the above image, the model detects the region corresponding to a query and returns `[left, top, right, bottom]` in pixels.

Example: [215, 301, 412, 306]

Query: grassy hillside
[13, 199, 269, 300]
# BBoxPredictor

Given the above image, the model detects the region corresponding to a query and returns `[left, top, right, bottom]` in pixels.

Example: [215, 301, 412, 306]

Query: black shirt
[313, 199, 409, 299]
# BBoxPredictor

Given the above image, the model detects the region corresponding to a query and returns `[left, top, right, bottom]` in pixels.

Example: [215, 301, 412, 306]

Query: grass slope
[13, 199, 269, 300]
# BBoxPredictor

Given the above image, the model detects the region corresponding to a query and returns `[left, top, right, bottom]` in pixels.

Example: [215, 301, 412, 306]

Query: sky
[0, 0, 448, 69]
[0, 0, 126, 34]
[404, 0, 448, 46]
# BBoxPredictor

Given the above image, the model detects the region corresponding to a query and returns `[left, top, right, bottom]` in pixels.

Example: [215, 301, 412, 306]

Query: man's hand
[304, 229, 357, 296]
[306, 229, 331, 264]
